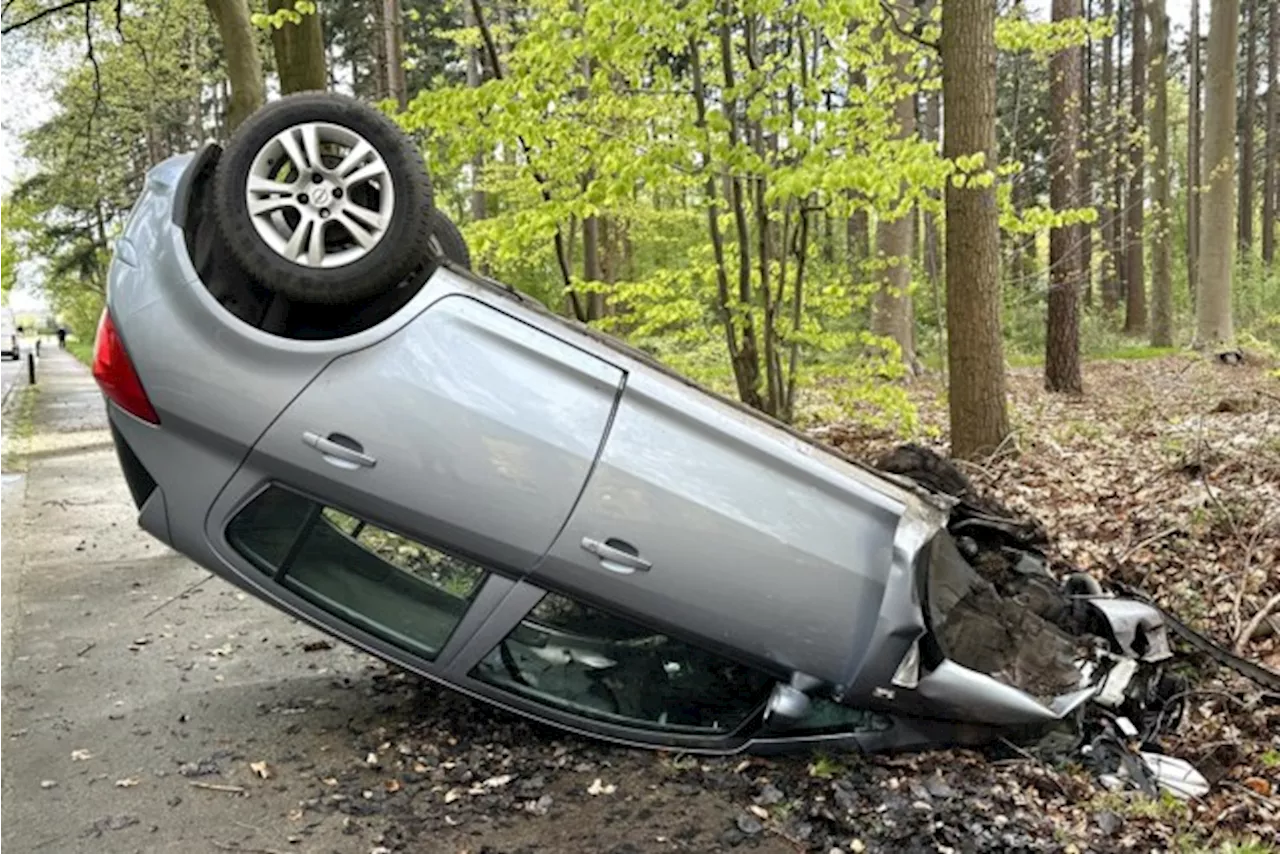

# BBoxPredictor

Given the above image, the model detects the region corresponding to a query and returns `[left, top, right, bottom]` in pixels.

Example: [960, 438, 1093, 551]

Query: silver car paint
[104, 150, 1083, 751]
[246, 293, 624, 576]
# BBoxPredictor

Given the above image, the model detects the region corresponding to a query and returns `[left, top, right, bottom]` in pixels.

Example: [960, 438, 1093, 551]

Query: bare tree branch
[83, 0, 103, 153]
[1, 0, 99, 35]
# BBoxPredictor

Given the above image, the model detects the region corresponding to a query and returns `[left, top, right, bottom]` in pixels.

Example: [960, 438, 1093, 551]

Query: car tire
[212, 91, 434, 305]
[428, 209, 472, 270]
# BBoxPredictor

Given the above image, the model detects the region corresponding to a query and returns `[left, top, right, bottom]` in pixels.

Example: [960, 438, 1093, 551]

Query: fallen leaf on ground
[249, 760, 271, 779]
[586, 778, 617, 796]
[114, 778, 140, 788]
[1243, 777, 1272, 796]
[70, 749, 92, 761]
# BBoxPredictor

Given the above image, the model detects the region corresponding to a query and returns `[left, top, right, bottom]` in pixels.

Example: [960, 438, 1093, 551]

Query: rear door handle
[302, 431, 376, 469]
[581, 537, 651, 574]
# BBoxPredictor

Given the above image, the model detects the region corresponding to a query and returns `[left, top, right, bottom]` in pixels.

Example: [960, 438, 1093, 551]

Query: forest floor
[302, 352, 1278, 854]
[4, 350, 1277, 854]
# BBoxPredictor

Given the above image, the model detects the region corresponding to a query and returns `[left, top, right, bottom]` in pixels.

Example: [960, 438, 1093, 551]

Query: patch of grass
[1091, 790, 1192, 822]
[1202, 839, 1280, 854]
[1, 385, 41, 473]
[66, 339, 93, 367]
[1260, 749, 1280, 768]
[806, 753, 847, 780]
[1092, 345, 1183, 361]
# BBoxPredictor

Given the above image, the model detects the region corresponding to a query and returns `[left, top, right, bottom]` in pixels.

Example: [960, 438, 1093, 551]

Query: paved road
[0, 350, 408, 853]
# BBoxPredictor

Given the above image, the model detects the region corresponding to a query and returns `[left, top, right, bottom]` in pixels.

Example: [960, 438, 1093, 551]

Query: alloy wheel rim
[245, 122, 395, 268]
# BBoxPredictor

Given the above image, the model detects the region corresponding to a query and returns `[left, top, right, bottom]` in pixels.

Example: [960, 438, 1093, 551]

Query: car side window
[471, 592, 774, 735]
[227, 486, 486, 660]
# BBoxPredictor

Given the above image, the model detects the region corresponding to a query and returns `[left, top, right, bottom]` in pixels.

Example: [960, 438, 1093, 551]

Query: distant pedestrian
[57, 327, 66, 349]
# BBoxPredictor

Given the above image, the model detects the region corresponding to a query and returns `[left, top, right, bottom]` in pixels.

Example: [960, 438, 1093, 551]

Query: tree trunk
[847, 69, 871, 277]
[204, 0, 265, 132]
[1188, 0, 1201, 300]
[1148, 0, 1172, 346]
[1081, 0, 1094, 305]
[874, 6, 918, 372]
[1047, 0, 1084, 393]
[923, 88, 942, 287]
[1196, 0, 1239, 346]
[1124, 0, 1147, 334]
[383, 0, 406, 109]
[689, 33, 762, 412]
[1101, 0, 1120, 307]
[464, 0, 487, 227]
[1113, 0, 1130, 307]
[370, 0, 388, 101]
[1238, 0, 1257, 251]
[1264, 0, 1278, 264]
[942, 0, 1010, 459]
[268, 0, 326, 94]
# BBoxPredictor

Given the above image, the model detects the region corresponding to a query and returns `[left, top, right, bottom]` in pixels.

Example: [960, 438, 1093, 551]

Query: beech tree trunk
[268, 0, 327, 94]
[1124, 0, 1147, 334]
[1264, 0, 1278, 264]
[1239, 0, 1257, 250]
[1046, 0, 1084, 393]
[1196, 0, 1239, 346]
[1188, 0, 1202, 300]
[1148, 0, 1172, 346]
[942, 0, 1010, 459]
[204, 0, 265, 131]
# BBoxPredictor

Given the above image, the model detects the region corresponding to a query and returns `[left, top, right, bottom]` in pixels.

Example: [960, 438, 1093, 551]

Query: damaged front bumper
[863, 527, 1175, 729]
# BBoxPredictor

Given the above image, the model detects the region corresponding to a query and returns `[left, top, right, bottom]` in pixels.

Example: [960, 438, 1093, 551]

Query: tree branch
[878, 0, 939, 52]
[1, 0, 99, 34]
[467, 0, 585, 322]
[83, 0, 102, 153]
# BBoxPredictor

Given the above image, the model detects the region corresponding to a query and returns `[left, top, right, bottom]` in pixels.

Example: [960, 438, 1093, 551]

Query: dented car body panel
[98, 149, 1169, 753]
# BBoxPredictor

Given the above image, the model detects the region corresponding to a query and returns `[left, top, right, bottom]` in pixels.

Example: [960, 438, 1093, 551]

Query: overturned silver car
[96, 93, 1177, 755]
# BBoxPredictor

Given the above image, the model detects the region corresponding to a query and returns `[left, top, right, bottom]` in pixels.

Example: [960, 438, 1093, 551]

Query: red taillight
[92, 310, 159, 424]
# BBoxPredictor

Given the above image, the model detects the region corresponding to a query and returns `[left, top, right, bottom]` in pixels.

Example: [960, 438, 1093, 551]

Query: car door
[530, 367, 911, 688]
[243, 292, 625, 577]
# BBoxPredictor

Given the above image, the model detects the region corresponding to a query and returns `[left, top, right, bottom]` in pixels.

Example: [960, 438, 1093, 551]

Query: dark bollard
[27, 352, 36, 385]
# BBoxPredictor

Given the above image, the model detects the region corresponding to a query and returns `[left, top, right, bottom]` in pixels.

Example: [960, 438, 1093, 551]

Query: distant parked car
[94, 94, 1173, 754]
[2, 308, 20, 360]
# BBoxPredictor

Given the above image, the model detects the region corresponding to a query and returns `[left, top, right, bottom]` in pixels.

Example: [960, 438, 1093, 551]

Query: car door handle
[302, 431, 376, 469]
[581, 537, 651, 574]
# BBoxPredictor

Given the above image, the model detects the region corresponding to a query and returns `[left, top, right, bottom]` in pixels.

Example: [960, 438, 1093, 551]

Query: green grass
[1091, 344, 1183, 361]
[66, 339, 92, 367]
[1, 384, 40, 473]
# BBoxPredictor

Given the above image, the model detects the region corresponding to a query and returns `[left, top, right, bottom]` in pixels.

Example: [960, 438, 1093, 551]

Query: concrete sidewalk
[0, 349, 396, 852]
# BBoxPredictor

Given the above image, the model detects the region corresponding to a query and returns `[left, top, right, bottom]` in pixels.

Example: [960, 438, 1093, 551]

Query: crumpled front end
[908, 528, 1172, 726]
[843, 445, 1176, 731]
